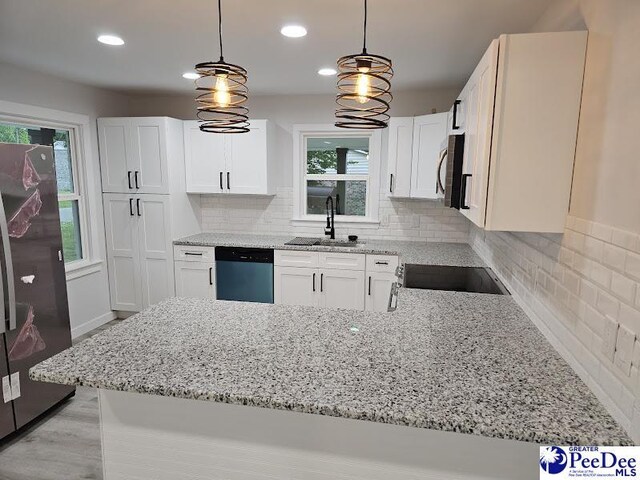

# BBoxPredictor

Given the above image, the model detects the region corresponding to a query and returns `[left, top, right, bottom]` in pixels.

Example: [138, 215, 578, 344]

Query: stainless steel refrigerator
[0, 143, 75, 441]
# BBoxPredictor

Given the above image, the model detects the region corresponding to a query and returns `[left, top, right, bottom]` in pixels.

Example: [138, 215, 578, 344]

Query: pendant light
[335, 0, 393, 129]
[194, 0, 249, 133]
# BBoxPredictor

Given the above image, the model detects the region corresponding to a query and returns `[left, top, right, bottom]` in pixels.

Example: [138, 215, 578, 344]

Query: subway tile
[589, 262, 612, 289]
[591, 222, 613, 242]
[584, 236, 604, 261]
[603, 244, 627, 272]
[626, 252, 640, 281]
[618, 304, 640, 333]
[611, 272, 637, 304]
[596, 290, 620, 319]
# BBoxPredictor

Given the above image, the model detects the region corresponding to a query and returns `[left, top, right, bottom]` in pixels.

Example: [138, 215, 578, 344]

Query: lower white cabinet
[174, 261, 215, 299]
[366, 273, 398, 312]
[273, 266, 317, 307]
[273, 251, 397, 312]
[319, 269, 365, 310]
[104, 193, 199, 312]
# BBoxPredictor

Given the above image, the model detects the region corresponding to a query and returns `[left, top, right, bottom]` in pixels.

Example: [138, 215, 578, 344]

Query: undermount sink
[284, 237, 359, 248]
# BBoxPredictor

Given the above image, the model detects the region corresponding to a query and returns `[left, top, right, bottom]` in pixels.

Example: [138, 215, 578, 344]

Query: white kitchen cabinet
[274, 266, 318, 307]
[386, 117, 414, 197]
[98, 117, 183, 194]
[183, 120, 275, 195]
[386, 114, 448, 199]
[103, 193, 199, 313]
[102, 194, 143, 311]
[174, 261, 215, 299]
[455, 31, 587, 232]
[410, 113, 449, 199]
[366, 272, 397, 312]
[319, 269, 365, 310]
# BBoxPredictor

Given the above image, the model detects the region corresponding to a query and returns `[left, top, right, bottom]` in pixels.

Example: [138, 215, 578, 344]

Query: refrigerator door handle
[0, 193, 16, 331]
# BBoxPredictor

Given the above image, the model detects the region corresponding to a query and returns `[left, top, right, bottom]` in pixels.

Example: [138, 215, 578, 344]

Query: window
[0, 122, 86, 264]
[293, 125, 381, 223]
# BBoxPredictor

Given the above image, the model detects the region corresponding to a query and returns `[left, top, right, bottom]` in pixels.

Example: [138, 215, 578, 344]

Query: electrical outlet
[602, 315, 619, 362]
[615, 325, 636, 376]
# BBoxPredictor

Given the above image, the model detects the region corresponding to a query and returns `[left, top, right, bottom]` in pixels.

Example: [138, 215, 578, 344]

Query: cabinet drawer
[319, 252, 365, 271]
[366, 255, 399, 273]
[174, 245, 215, 262]
[274, 250, 319, 267]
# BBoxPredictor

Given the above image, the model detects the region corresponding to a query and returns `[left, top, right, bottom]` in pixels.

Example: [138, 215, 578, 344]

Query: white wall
[470, 0, 640, 441]
[129, 88, 470, 242]
[0, 62, 131, 336]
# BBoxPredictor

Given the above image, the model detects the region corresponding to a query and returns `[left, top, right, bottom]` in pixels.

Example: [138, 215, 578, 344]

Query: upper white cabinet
[98, 117, 184, 194]
[183, 120, 275, 195]
[387, 113, 448, 199]
[456, 31, 587, 233]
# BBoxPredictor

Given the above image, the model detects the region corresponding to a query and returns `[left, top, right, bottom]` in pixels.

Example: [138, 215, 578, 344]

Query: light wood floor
[0, 320, 120, 480]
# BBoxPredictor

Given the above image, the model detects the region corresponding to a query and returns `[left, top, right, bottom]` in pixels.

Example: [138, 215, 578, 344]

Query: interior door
[228, 121, 267, 194]
[98, 118, 133, 193]
[0, 334, 16, 440]
[183, 121, 227, 193]
[274, 266, 317, 307]
[103, 194, 142, 311]
[410, 113, 449, 199]
[319, 269, 365, 310]
[137, 195, 173, 308]
[174, 261, 215, 298]
[460, 39, 499, 227]
[129, 118, 169, 194]
[386, 117, 413, 198]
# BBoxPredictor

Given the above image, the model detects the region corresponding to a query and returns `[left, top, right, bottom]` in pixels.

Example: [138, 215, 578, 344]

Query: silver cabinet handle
[0, 193, 16, 331]
[184, 252, 203, 256]
[375, 261, 388, 265]
[313, 273, 316, 292]
[368, 276, 372, 296]
[134, 171, 140, 189]
[436, 148, 447, 194]
[136, 198, 141, 216]
[127, 171, 133, 189]
[219, 172, 223, 190]
[129, 198, 134, 216]
[227, 172, 230, 190]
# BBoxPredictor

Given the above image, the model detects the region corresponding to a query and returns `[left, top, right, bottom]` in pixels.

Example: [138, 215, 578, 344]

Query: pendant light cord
[362, 0, 367, 53]
[217, 0, 224, 61]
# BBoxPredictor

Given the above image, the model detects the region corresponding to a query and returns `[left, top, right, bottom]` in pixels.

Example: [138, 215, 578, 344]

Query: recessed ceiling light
[97, 34, 124, 46]
[182, 72, 200, 80]
[280, 25, 307, 38]
[318, 68, 337, 76]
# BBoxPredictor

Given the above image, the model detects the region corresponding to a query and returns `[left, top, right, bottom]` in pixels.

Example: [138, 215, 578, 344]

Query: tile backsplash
[470, 216, 640, 441]
[200, 187, 469, 242]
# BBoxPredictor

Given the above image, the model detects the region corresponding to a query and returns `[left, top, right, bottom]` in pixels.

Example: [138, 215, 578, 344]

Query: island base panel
[98, 390, 538, 480]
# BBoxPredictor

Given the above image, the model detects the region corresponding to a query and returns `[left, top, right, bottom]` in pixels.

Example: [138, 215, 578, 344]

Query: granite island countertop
[174, 232, 485, 267]
[30, 290, 632, 446]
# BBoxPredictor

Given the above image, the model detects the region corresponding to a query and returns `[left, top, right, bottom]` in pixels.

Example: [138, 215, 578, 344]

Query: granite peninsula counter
[31, 289, 631, 479]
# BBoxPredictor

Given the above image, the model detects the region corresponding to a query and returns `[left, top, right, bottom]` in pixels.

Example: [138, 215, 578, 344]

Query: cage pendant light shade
[336, 0, 393, 129]
[194, 0, 249, 133]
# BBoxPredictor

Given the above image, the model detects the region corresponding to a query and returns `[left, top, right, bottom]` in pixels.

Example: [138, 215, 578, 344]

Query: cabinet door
[274, 266, 318, 307]
[103, 194, 142, 311]
[460, 39, 499, 227]
[365, 272, 397, 312]
[129, 118, 169, 194]
[386, 117, 413, 198]
[136, 195, 174, 308]
[227, 120, 269, 195]
[183, 121, 227, 193]
[98, 118, 133, 193]
[319, 269, 365, 311]
[410, 113, 448, 199]
[174, 261, 215, 299]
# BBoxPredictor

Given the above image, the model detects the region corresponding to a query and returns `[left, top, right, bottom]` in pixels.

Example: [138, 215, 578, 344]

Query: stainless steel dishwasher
[215, 247, 274, 303]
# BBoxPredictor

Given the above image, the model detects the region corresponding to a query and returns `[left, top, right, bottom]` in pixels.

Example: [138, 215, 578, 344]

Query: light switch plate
[10, 372, 20, 400]
[2, 376, 11, 403]
[602, 315, 618, 362]
[615, 325, 635, 376]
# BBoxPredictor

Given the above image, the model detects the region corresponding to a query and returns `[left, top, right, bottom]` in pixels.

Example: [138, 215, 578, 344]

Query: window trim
[0, 100, 102, 279]
[292, 124, 382, 224]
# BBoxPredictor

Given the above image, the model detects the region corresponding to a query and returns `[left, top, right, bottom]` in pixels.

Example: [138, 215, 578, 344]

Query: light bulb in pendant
[356, 73, 370, 104]
[213, 74, 231, 108]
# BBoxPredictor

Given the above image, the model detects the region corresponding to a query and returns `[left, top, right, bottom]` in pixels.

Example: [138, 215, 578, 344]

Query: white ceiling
[0, 0, 553, 96]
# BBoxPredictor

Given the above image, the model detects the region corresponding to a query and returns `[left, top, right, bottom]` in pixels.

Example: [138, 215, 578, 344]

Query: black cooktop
[403, 264, 510, 295]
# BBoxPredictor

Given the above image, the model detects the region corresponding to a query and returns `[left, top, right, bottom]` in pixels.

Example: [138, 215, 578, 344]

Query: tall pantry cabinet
[98, 117, 200, 313]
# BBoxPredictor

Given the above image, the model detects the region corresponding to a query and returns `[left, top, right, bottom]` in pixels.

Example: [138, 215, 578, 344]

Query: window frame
[292, 124, 382, 225]
[0, 100, 102, 279]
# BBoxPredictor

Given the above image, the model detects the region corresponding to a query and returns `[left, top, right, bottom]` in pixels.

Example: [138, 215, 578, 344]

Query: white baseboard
[71, 310, 117, 339]
[469, 238, 636, 441]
